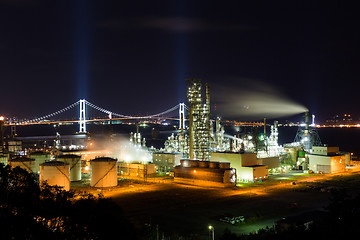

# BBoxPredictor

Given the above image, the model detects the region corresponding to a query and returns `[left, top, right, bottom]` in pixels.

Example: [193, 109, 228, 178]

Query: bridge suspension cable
[19, 101, 80, 124]
[84, 100, 181, 119]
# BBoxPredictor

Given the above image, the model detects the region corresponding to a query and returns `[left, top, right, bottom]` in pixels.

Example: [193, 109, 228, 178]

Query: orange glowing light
[0, 116, 4, 121]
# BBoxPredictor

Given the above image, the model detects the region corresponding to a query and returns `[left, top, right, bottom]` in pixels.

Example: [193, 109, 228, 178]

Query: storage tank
[39, 161, 70, 191]
[57, 154, 82, 181]
[209, 162, 219, 169]
[0, 153, 8, 166]
[198, 161, 210, 168]
[219, 162, 231, 169]
[180, 159, 191, 167]
[9, 156, 35, 173]
[29, 151, 51, 173]
[90, 157, 117, 187]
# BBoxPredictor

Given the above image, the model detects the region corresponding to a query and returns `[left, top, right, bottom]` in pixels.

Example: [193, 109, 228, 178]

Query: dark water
[6, 123, 360, 157]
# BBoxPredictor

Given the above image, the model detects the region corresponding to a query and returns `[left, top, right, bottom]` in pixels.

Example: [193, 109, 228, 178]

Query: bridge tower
[179, 103, 185, 130]
[79, 99, 87, 133]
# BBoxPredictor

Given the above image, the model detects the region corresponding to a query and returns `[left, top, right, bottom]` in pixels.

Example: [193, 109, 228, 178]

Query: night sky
[1, 0, 359, 121]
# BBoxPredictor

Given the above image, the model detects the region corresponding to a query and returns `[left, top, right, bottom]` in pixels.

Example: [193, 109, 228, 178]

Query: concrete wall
[330, 155, 345, 173]
[237, 165, 268, 181]
[174, 177, 235, 188]
[253, 165, 268, 180]
[210, 152, 257, 168]
[237, 167, 254, 181]
[309, 155, 331, 173]
[257, 157, 279, 169]
[343, 152, 351, 165]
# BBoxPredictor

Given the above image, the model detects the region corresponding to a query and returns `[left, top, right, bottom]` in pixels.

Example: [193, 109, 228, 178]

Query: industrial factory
[0, 78, 352, 191]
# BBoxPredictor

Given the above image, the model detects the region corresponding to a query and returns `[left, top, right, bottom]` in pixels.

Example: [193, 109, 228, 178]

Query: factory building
[211, 152, 275, 182]
[118, 162, 156, 179]
[174, 159, 236, 187]
[308, 146, 346, 174]
[152, 152, 182, 173]
[237, 165, 268, 182]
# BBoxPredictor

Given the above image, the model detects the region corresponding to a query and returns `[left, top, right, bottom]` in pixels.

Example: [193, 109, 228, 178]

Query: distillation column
[186, 79, 210, 161]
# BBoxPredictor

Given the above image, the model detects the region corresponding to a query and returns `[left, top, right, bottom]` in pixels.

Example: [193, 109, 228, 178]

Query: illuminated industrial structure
[187, 79, 211, 161]
[130, 122, 146, 147]
[257, 121, 281, 158]
[294, 111, 322, 152]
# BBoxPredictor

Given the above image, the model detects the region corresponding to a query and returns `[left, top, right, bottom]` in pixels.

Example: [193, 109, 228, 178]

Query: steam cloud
[212, 78, 308, 120]
[90, 136, 152, 163]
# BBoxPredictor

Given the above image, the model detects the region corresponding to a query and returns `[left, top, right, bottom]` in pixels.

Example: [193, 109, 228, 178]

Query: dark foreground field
[101, 171, 360, 239]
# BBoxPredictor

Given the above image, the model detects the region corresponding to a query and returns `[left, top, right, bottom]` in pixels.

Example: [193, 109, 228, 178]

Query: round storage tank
[190, 160, 199, 167]
[180, 159, 191, 167]
[90, 157, 117, 188]
[39, 161, 70, 191]
[29, 151, 51, 174]
[209, 162, 219, 169]
[9, 156, 36, 173]
[219, 162, 231, 169]
[198, 161, 210, 168]
[57, 154, 82, 181]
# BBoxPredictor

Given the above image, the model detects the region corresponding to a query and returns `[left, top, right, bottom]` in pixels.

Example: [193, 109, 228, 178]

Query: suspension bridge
[4, 99, 187, 133]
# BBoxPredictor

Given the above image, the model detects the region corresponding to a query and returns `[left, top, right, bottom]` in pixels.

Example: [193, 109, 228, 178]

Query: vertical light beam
[74, 0, 92, 100]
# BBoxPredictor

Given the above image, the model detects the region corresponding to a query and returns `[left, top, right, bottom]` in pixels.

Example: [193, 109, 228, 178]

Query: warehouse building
[118, 162, 156, 180]
[308, 146, 346, 174]
[211, 152, 275, 182]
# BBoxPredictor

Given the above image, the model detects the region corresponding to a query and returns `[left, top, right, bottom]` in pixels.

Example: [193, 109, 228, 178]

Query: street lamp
[208, 225, 214, 240]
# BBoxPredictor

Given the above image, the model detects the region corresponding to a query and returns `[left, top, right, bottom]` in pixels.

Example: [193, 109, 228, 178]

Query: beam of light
[212, 79, 308, 120]
[74, 0, 92, 100]
[174, 1, 188, 103]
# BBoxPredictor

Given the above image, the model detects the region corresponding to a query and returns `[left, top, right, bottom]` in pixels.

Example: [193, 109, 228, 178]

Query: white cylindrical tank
[9, 156, 36, 173]
[57, 154, 82, 181]
[39, 161, 70, 191]
[29, 151, 51, 174]
[90, 157, 117, 187]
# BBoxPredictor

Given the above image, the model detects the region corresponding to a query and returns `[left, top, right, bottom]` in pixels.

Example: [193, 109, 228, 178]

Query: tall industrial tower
[187, 79, 211, 161]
